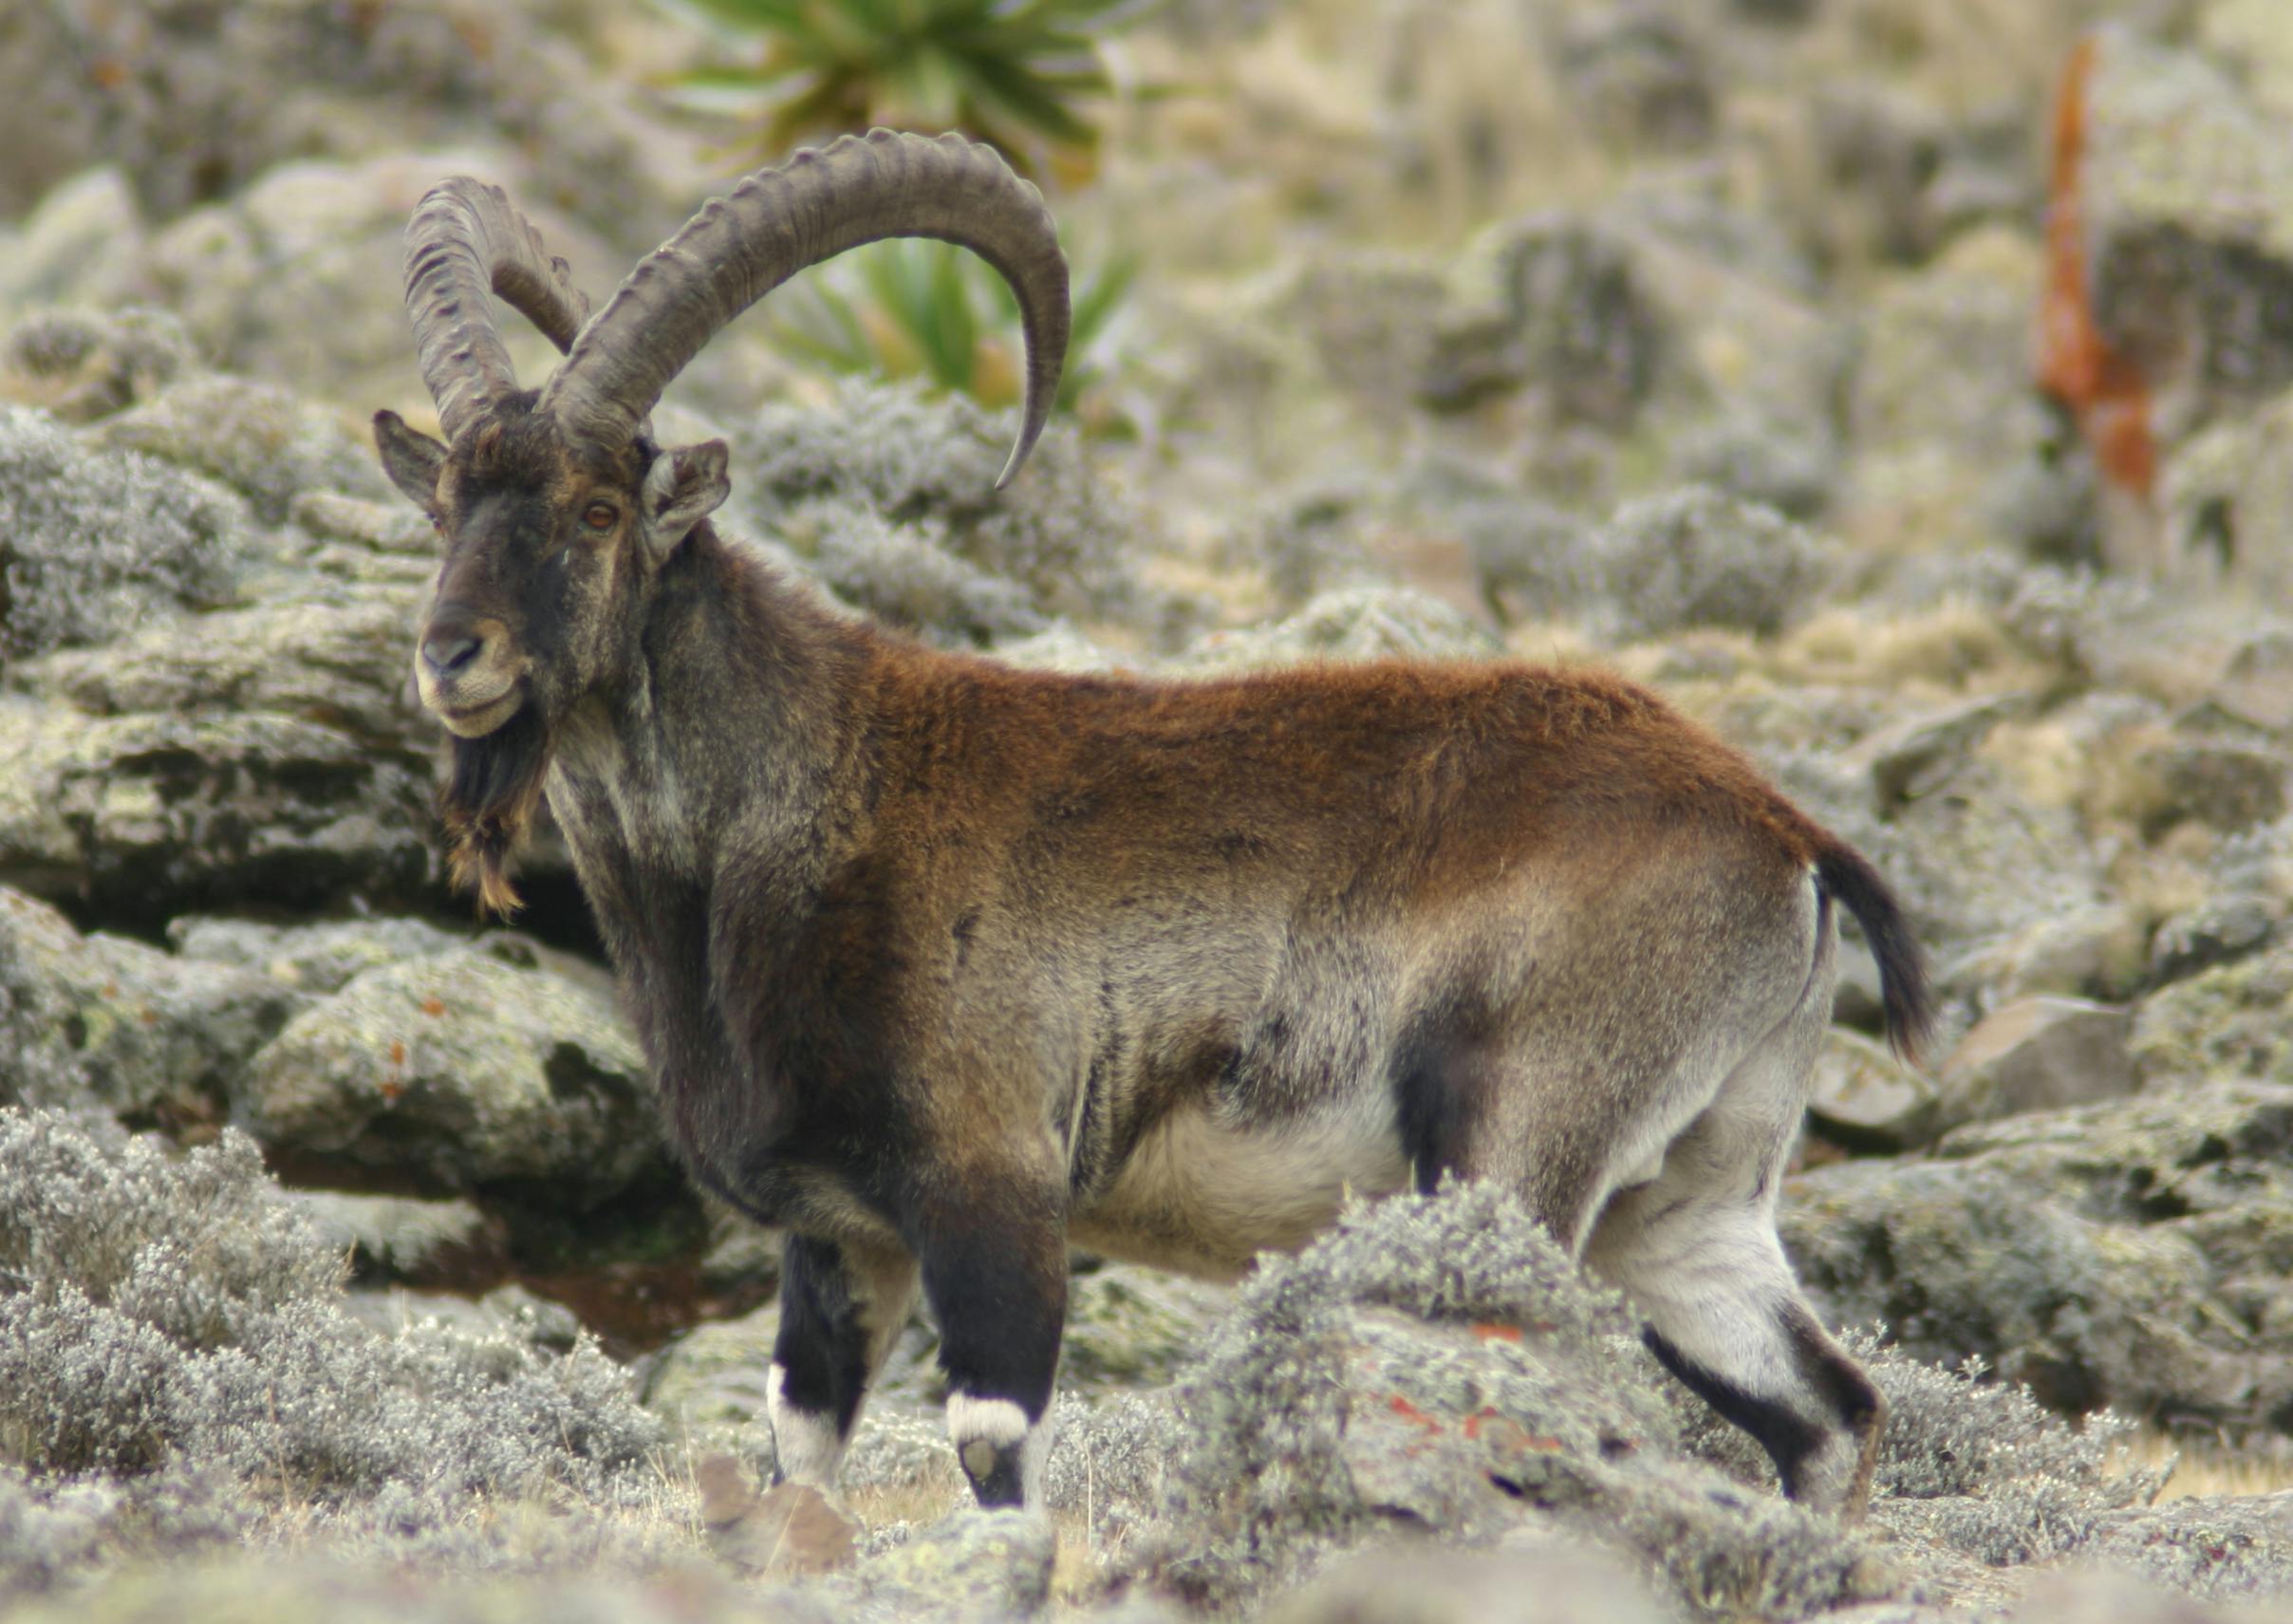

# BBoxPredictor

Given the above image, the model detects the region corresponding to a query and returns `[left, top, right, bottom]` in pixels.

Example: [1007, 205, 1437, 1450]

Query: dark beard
[438, 701, 552, 918]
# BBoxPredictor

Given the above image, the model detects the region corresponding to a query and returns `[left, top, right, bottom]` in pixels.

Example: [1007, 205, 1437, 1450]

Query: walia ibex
[372, 130, 1930, 1517]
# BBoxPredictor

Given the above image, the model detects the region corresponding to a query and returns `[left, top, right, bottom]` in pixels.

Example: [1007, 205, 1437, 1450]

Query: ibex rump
[371, 131, 1929, 1518]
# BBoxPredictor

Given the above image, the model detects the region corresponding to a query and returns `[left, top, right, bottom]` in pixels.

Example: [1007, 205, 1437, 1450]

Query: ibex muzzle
[373, 131, 1930, 1520]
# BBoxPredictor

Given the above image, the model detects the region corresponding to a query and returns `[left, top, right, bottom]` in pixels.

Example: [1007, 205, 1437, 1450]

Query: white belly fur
[1068, 1094, 1411, 1279]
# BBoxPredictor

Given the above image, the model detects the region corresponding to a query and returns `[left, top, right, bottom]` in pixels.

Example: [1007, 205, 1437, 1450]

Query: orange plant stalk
[2038, 35, 2157, 498]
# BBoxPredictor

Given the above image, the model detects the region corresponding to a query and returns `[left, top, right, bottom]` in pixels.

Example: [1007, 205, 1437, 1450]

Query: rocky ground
[5, 0, 2293, 1619]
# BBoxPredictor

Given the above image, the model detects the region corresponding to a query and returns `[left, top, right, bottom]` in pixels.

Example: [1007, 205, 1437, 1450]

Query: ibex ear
[374, 411, 448, 514]
[638, 439, 731, 568]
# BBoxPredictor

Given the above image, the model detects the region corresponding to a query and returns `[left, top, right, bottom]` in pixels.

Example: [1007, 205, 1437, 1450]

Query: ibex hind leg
[1580, 924, 1885, 1519]
[768, 1234, 921, 1492]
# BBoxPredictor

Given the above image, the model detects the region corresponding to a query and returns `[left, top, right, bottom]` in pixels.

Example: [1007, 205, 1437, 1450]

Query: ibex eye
[583, 501, 618, 532]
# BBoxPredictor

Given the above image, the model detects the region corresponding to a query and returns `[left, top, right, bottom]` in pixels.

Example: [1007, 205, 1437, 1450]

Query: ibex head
[372, 131, 1070, 911]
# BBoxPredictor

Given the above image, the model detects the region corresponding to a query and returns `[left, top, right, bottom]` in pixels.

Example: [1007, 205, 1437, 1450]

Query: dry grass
[2127, 1429, 2293, 1502]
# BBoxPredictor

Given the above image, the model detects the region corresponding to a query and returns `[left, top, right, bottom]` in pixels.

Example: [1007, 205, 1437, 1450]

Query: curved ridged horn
[542, 129, 1070, 488]
[402, 177, 594, 442]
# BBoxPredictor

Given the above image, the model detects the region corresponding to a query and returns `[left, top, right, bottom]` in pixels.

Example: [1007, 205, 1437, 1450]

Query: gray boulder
[0, 403, 252, 661]
[0, 3, 689, 241]
[1766, 744, 2108, 980]
[1262, 1544, 1672, 1624]
[2, 306, 195, 424]
[1805, 1028, 1943, 1153]
[1843, 229, 2077, 567]
[0, 885, 299, 1123]
[139, 153, 618, 415]
[1586, 485, 1836, 642]
[21, 584, 423, 749]
[236, 948, 658, 1203]
[90, 373, 391, 523]
[2132, 942, 2293, 1090]
[1934, 997, 2138, 1129]
[0, 171, 151, 313]
[1557, 4, 1715, 155]
[337, 1282, 582, 1353]
[644, 1302, 782, 1436]
[2081, 30, 2293, 430]
[1438, 202, 1844, 457]
[2147, 814, 2293, 985]
[0, 576, 445, 924]
[833, 1507, 1056, 1621]
[2157, 393, 2293, 594]
[728, 378, 1153, 635]
[1783, 1080, 2293, 1429]
[0, 696, 435, 925]
[169, 915, 473, 999]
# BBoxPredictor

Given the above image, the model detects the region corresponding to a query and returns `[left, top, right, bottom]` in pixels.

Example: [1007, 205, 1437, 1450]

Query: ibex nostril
[422, 633, 480, 675]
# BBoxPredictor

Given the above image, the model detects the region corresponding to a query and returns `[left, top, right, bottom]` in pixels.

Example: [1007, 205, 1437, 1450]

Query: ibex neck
[549, 525, 868, 888]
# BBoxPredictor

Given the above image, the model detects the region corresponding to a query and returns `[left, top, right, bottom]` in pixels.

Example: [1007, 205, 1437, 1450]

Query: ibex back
[372, 131, 1930, 1518]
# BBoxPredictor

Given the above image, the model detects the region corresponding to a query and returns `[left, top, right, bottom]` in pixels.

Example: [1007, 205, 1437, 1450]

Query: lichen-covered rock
[837, 1507, 1057, 1622]
[167, 915, 473, 999]
[2081, 30, 2293, 424]
[1805, 1027, 1942, 1152]
[2131, 942, 2293, 1090]
[1766, 744, 2106, 978]
[1783, 1081, 2293, 1428]
[0, 573, 448, 925]
[1264, 1542, 1676, 1624]
[1934, 997, 2138, 1129]
[18, 583, 424, 749]
[728, 378, 1149, 633]
[1435, 201, 1845, 463]
[1587, 485, 1836, 642]
[1062, 1264, 1230, 1392]
[236, 950, 658, 1203]
[1846, 229, 2049, 544]
[1117, 1182, 1889, 1621]
[0, 697, 435, 926]
[0, 404, 252, 661]
[1281, 252, 1453, 410]
[644, 1302, 780, 1435]
[2156, 394, 2293, 595]
[0, 171, 150, 314]
[0, 2, 689, 243]
[338, 1282, 583, 1353]
[139, 153, 618, 414]
[1954, 901, 2152, 1006]
[1558, 4, 1715, 155]
[0, 1558, 833, 1624]
[90, 373, 390, 523]
[0, 886, 299, 1123]
[2, 307, 195, 424]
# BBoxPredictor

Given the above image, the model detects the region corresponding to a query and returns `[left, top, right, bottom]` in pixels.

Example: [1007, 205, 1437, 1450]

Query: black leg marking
[1390, 1012, 1497, 1195]
[774, 1233, 874, 1438]
[1780, 1299, 1884, 1438]
[1645, 1325, 1826, 1498]
[918, 1204, 1067, 1508]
